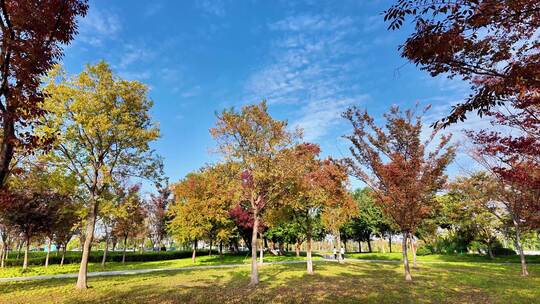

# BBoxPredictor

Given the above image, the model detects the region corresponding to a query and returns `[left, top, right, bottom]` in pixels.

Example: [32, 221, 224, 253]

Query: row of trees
[0, 168, 169, 270]
[384, 0, 540, 277]
[0, 0, 538, 290]
[169, 97, 539, 284]
[171, 102, 356, 285]
[0, 61, 164, 290]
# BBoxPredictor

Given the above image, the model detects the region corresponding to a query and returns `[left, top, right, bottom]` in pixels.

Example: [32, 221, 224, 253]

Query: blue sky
[61, 0, 489, 190]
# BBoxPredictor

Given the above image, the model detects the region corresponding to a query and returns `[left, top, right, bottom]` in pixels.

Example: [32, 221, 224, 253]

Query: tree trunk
[367, 238, 372, 253]
[306, 219, 313, 274]
[487, 245, 494, 259]
[23, 237, 29, 271]
[259, 233, 264, 264]
[380, 235, 386, 253]
[45, 238, 51, 267]
[343, 240, 348, 253]
[0, 116, 15, 186]
[192, 240, 197, 263]
[513, 219, 529, 276]
[358, 240, 362, 253]
[219, 241, 223, 257]
[76, 198, 98, 289]
[295, 241, 300, 257]
[209, 239, 212, 256]
[402, 232, 412, 281]
[389, 233, 392, 253]
[16, 241, 22, 260]
[102, 233, 109, 267]
[336, 233, 343, 263]
[0, 246, 4, 268]
[122, 236, 128, 263]
[61, 245, 66, 266]
[233, 240, 239, 253]
[409, 233, 417, 268]
[249, 207, 259, 286]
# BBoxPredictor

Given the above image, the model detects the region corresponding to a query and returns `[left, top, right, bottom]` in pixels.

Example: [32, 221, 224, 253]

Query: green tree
[40, 62, 161, 289]
[343, 188, 390, 253]
[448, 173, 505, 258]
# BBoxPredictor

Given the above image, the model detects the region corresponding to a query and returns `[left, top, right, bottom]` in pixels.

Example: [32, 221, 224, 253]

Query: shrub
[415, 245, 432, 256]
[3, 250, 219, 267]
[491, 246, 516, 256]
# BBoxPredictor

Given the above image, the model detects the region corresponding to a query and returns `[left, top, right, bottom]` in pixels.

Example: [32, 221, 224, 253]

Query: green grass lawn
[0, 261, 538, 303]
[346, 252, 540, 264]
[0, 252, 313, 278]
[2, 251, 539, 279]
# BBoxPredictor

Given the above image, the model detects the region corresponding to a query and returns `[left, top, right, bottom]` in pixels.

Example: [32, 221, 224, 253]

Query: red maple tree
[0, 0, 88, 185]
[343, 105, 455, 281]
[384, 0, 540, 126]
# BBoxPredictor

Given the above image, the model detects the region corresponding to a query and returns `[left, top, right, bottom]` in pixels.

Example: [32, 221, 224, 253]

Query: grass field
[345, 252, 540, 263]
[0, 260, 538, 303]
[2, 251, 539, 278]
[0, 252, 311, 278]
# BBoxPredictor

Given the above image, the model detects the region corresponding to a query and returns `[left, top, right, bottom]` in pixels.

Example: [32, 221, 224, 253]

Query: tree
[52, 201, 79, 267]
[229, 203, 257, 252]
[40, 62, 161, 289]
[384, 0, 540, 127]
[0, 222, 15, 267]
[210, 101, 295, 286]
[280, 143, 356, 272]
[343, 105, 455, 281]
[112, 185, 146, 263]
[385, 1, 540, 268]
[469, 148, 536, 276]
[0, 0, 88, 185]
[345, 188, 391, 253]
[448, 173, 504, 258]
[0, 189, 64, 270]
[468, 108, 540, 230]
[3, 161, 80, 268]
[322, 205, 355, 263]
[170, 164, 238, 262]
[147, 181, 172, 251]
[98, 189, 117, 267]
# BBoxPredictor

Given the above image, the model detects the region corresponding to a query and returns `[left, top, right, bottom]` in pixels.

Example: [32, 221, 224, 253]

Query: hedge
[3, 249, 219, 267]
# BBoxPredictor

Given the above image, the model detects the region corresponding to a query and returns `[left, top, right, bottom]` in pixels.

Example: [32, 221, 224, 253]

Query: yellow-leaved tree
[40, 61, 161, 289]
[169, 163, 239, 262]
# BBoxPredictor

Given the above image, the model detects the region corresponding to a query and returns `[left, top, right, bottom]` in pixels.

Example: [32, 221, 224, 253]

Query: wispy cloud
[77, 7, 121, 46]
[293, 95, 370, 141]
[244, 14, 367, 141]
[196, 0, 226, 17]
[118, 70, 151, 81]
[118, 44, 155, 69]
[145, 2, 163, 17]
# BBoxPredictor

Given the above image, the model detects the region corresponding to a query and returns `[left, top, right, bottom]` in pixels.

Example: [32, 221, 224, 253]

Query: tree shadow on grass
[2, 261, 539, 304]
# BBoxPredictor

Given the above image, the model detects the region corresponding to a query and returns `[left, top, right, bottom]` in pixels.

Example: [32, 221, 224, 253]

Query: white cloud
[145, 3, 163, 17]
[118, 70, 151, 81]
[180, 86, 201, 98]
[269, 15, 354, 32]
[77, 7, 121, 46]
[118, 44, 154, 69]
[244, 14, 366, 141]
[196, 0, 226, 17]
[293, 95, 370, 141]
